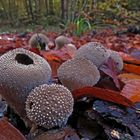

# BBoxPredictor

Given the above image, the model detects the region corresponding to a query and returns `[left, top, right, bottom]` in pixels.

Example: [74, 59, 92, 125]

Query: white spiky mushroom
[26, 84, 74, 129]
[74, 42, 110, 68]
[0, 48, 52, 121]
[57, 58, 100, 91]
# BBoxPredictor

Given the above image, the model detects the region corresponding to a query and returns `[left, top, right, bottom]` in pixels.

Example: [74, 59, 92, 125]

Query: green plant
[60, 13, 92, 36]
[74, 17, 92, 36]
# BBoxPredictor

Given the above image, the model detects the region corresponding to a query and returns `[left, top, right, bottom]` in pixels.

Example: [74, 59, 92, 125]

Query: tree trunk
[0, 0, 9, 19]
[61, 0, 65, 19]
[93, 0, 97, 9]
[24, 0, 30, 17]
[65, 0, 69, 20]
[49, 0, 54, 14]
[8, 0, 13, 24]
[45, 0, 49, 15]
[27, 0, 35, 21]
[34, 0, 40, 20]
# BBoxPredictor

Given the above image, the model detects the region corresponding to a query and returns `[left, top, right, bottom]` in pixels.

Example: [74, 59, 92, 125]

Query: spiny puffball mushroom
[0, 48, 52, 120]
[57, 58, 100, 91]
[29, 33, 49, 50]
[108, 50, 123, 71]
[55, 35, 70, 50]
[74, 42, 110, 68]
[26, 84, 74, 129]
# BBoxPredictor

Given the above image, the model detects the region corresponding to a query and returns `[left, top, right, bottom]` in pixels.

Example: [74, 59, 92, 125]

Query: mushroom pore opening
[29, 102, 33, 110]
[15, 53, 34, 65]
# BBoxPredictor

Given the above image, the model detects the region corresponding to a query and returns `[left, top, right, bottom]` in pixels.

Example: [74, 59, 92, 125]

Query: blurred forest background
[0, 0, 140, 32]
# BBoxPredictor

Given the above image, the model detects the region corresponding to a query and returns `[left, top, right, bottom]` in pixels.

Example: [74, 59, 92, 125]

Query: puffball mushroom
[65, 44, 77, 58]
[26, 84, 74, 129]
[29, 33, 49, 50]
[0, 48, 52, 121]
[74, 42, 110, 68]
[55, 35, 70, 50]
[57, 58, 100, 91]
[108, 50, 123, 71]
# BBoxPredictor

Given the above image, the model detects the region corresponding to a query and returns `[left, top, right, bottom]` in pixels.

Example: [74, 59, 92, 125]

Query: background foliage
[0, 0, 140, 28]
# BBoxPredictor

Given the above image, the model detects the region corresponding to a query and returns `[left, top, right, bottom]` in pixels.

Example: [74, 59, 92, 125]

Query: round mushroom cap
[29, 33, 49, 49]
[0, 48, 52, 119]
[65, 44, 77, 58]
[74, 42, 110, 68]
[26, 84, 74, 129]
[57, 58, 100, 91]
[55, 35, 70, 50]
[108, 50, 123, 71]
[66, 44, 77, 50]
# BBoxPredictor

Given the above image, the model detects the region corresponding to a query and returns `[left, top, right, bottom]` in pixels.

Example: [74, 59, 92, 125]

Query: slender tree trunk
[82, 0, 88, 11]
[61, 0, 65, 19]
[69, 0, 72, 21]
[65, 0, 69, 20]
[70, 0, 76, 21]
[49, 0, 54, 14]
[24, 0, 30, 17]
[45, 0, 49, 15]
[0, 0, 9, 19]
[8, 0, 13, 24]
[28, 0, 35, 21]
[93, 0, 97, 9]
[34, 0, 39, 20]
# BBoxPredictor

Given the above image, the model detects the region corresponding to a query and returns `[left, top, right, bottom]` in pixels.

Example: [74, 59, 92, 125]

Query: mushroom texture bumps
[0, 48, 52, 121]
[26, 84, 74, 129]
[29, 33, 49, 50]
[75, 42, 110, 68]
[57, 58, 100, 91]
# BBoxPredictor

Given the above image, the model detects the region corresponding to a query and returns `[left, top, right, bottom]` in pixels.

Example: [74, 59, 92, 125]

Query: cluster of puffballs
[0, 33, 123, 131]
[0, 48, 74, 130]
[29, 33, 77, 56]
[57, 42, 123, 91]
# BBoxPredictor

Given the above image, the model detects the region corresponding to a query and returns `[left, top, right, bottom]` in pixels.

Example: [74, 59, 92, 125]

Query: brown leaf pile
[1, 28, 140, 139]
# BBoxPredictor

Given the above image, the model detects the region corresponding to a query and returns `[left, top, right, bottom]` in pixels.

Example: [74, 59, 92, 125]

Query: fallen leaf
[118, 73, 140, 83]
[42, 52, 62, 63]
[123, 63, 140, 75]
[119, 52, 140, 65]
[34, 127, 80, 140]
[72, 87, 133, 107]
[100, 57, 121, 90]
[121, 80, 140, 103]
[89, 100, 140, 139]
[42, 48, 73, 77]
[97, 77, 120, 91]
[29, 48, 41, 56]
[130, 48, 140, 60]
[77, 113, 101, 139]
[42, 52, 63, 77]
[0, 118, 26, 140]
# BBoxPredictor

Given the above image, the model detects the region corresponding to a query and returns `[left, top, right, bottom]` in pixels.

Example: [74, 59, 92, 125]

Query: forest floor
[0, 25, 140, 140]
